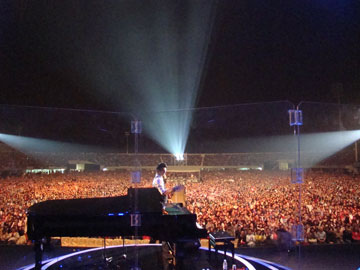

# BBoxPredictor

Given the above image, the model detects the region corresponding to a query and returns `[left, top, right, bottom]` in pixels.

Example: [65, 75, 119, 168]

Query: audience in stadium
[1, 169, 360, 248]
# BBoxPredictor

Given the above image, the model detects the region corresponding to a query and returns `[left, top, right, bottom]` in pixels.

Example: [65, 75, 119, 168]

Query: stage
[14, 244, 291, 270]
[1, 243, 360, 270]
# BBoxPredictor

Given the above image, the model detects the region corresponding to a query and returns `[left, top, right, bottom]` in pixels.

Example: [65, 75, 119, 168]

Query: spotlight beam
[80, 1, 217, 156]
[195, 130, 360, 168]
[0, 133, 106, 164]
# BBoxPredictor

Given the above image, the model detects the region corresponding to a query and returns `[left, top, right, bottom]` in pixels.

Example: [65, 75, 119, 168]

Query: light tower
[288, 108, 304, 243]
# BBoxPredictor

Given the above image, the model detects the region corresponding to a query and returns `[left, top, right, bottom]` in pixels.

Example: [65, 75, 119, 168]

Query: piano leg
[162, 241, 175, 270]
[102, 237, 107, 264]
[34, 240, 43, 270]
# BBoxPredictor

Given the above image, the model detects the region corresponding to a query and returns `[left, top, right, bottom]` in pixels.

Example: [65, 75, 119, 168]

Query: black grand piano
[27, 188, 207, 269]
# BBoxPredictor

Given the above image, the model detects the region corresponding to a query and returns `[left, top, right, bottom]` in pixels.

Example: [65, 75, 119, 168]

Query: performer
[152, 162, 172, 198]
[152, 162, 177, 269]
[153, 162, 185, 207]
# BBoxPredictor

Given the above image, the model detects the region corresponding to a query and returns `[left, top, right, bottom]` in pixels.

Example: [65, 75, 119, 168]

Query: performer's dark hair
[156, 162, 167, 171]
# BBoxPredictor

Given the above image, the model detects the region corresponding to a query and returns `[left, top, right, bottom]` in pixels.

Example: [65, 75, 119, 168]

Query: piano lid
[28, 188, 163, 217]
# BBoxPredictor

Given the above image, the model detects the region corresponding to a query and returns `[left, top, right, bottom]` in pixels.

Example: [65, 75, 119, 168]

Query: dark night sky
[201, 0, 360, 107]
[0, 0, 359, 111]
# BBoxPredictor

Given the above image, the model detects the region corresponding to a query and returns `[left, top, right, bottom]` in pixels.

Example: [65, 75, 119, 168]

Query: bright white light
[174, 153, 184, 161]
[0, 133, 105, 165]
[299, 130, 360, 167]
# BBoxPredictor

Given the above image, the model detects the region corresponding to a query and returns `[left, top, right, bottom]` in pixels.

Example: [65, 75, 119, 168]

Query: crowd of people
[1, 169, 360, 248]
[186, 170, 360, 247]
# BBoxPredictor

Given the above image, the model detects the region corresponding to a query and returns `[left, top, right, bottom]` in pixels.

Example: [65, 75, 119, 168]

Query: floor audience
[1, 169, 359, 247]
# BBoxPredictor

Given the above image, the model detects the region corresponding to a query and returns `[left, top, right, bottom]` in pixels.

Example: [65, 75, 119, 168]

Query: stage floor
[1, 243, 360, 270]
[17, 244, 291, 270]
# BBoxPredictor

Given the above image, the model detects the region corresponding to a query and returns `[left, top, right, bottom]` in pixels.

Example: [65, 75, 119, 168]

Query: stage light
[0, 133, 105, 163]
[298, 130, 360, 167]
[197, 130, 360, 168]
[81, 1, 217, 156]
[174, 153, 184, 161]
